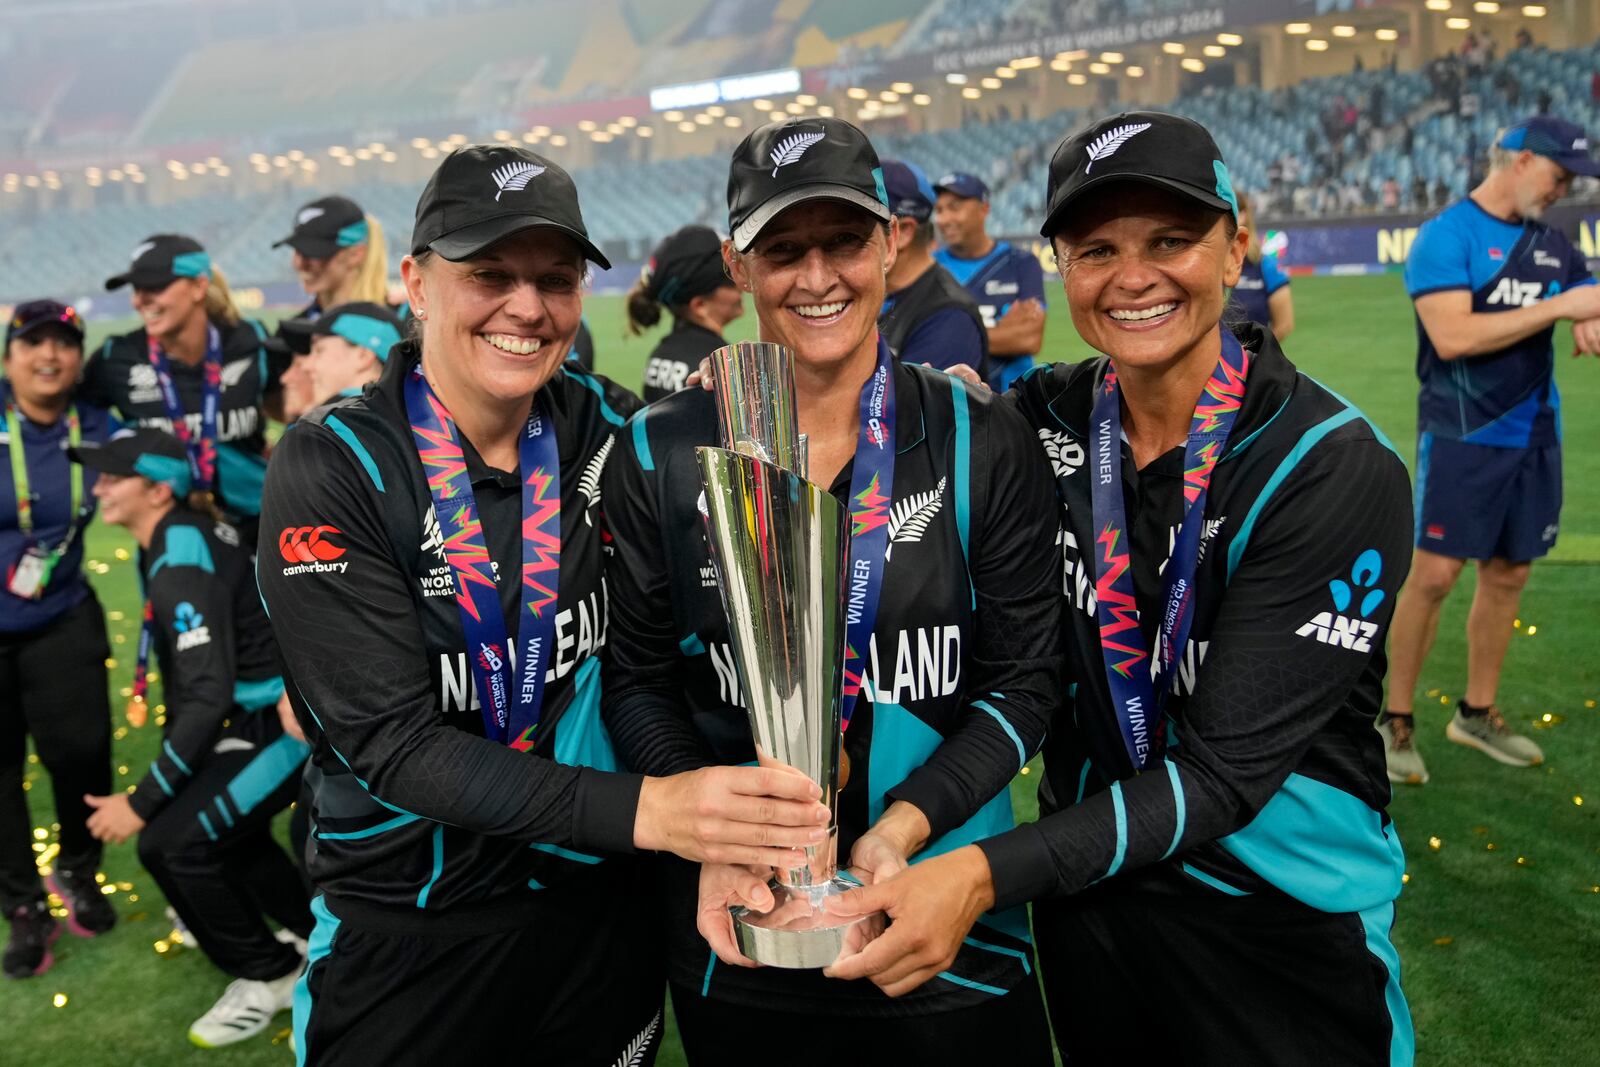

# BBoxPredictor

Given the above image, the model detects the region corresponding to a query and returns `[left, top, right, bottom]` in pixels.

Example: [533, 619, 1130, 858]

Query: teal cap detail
[1213, 160, 1239, 218]
[134, 454, 193, 496]
[336, 220, 370, 248]
[171, 251, 211, 278]
[329, 314, 401, 362]
[871, 166, 888, 207]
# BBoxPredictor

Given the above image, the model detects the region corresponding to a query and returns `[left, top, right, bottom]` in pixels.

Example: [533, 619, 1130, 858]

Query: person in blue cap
[877, 159, 990, 379]
[1381, 114, 1600, 785]
[933, 172, 1047, 391]
[0, 300, 117, 979]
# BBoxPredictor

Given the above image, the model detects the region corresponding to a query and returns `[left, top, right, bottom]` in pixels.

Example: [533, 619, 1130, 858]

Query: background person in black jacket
[628, 224, 744, 402]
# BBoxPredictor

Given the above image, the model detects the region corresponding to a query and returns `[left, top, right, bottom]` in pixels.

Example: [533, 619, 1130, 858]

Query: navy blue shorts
[1414, 433, 1561, 562]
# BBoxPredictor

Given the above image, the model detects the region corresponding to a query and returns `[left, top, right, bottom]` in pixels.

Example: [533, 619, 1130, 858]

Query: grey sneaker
[1446, 705, 1544, 767]
[1378, 716, 1429, 785]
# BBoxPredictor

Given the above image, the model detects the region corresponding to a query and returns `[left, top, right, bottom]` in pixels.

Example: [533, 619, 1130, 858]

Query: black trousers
[137, 733, 311, 981]
[0, 595, 112, 911]
[297, 869, 664, 1066]
[669, 973, 1055, 1066]
[1035, 878, 1404, 1066]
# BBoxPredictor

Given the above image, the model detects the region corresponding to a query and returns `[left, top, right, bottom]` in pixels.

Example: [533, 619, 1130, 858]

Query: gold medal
[126, 697, 147, 728]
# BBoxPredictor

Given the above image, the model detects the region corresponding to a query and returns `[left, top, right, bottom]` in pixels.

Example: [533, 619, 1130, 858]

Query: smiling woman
[257, 143, 831, 1066]
[825, 112, 1420, 1066]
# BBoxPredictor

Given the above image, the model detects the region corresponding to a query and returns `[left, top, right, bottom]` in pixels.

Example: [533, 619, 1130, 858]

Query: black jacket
[642, 319, 723, 403]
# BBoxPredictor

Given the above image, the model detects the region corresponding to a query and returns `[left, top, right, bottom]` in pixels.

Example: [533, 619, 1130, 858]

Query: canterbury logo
[770, 130, 825, 177]
[491, 161, 545, 201]
[885, 477, 945, 561]
[278, 525, 346, 563]
[1085, 122, 1152, 172]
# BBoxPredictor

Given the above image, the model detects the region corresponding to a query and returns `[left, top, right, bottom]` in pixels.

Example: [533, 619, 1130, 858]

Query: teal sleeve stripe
[295, 695, 417, 818]
[948, 377, 974, 608]
[1105, 780, 1128, 879]
[317, 812, 421, 840]
[150, 524, 215, 576]
[528, 841, 603, 865]
[1182, 862, 1251, 896]
[973, 699, 1027, 769]
[197, 810, 217, 841]
[416, 825, 445, 907]
[162, 740, 192, 777]
[935, 970, 1009, 996]
[151, 763, 175, 797]
[1160, 759, 1186, 860]
[1226, 406, 1360, 581]
[225, 733, 311, 817]
[1075, 758, 1093, 803]
[632, 411, 654, 471]
[214, 796, 234, 829]
[1306, 377, 1402, 458]
[324, 415, 385, 493]
[700, 952, 717, 996]
[962, 934, 1032, 976]
[293, 896, 340, 1067]
[569, 369, 625, 425]
[1359, 901, 1416, 1066]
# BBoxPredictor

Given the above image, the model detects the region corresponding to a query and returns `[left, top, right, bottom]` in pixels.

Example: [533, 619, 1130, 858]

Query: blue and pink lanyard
[405, 365, 562, 750]
[1089, 329, 1249, 771]
[839, 338, 896, 731]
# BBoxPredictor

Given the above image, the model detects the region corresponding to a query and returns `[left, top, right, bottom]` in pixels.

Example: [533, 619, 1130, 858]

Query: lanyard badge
[145, 325, 222, 500]
[1089, 329, 1249, 771]
[839, 338, 896, 732]
[5, 394, 83, 601]
[406, 364, 562, 750]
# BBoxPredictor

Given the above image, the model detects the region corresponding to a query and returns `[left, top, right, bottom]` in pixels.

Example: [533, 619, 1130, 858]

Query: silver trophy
[696, 340, 874, 969]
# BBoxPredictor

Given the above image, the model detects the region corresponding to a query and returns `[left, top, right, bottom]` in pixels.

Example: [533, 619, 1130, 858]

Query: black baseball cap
[410, 144, 610, 269]
[105, 234, 211, 292]
[1041, 111, 1238, 239]
[935, 172, 990, 202]
[727, 117, 892, 252]
[7, 300, 84, 347]
[274, 196, 369, 259]
[274, 301, 405, 359]
[1497, 116, 1600, 177]
[880, 159, 937, 223]
[69, 427, 192, 496]
[643, 225, 730, 306]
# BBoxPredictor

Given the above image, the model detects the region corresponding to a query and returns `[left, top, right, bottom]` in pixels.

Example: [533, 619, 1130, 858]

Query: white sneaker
[273, 927, 309, 957]
[166, 906, 200, 952]
[187, 965, 302, 1048]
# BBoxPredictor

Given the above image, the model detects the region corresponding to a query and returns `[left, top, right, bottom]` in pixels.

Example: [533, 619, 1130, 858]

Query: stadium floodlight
[617, 116, 637, 127]
[664, 110, 684, 121]
[1181, 57, 1207, 71]
[272, 155, 289, 167]
[338, 156, 356, 167]
[847, 87, 869, 99]
[679, 121, 697, 132]
[1089, 62, 1110, 74]
[1010, 56, 1042, 69]
[1376, 27, 1400, 39]
[411, 137, 430, 149]
[945, 73, 968, 85]
[753, 98, 774, 110]
[109, 169, 123, 181]
[493, 129, 512, 141]
[962, 86, 982, 98]
[1305, 38, 1329, 50]
[1284, 22, 1311, 33]
[1061, 49, 1090, 61]
[724, 115, 743, 127]
[695, 113, 714, 125]
[1126, 65, 1145, 77]
[381, 152, 397, 163]
[24, 175, 40, 187]
[1203, 45, 1226, 57]
[652, 68, 800, 110]
[981, 76, 1002, 89]
[355, 148, 373, 160]
[796, 94, 817, 106]
[1100, 52, 1124, 63]
[912, 94, 932, 105]
[637, 126, 654, 137]
[288, 149, 306, 160]
[706, 105, 726, 117]
[1472, 0, 1499, 10]
[421, 146, 439, 159]
[996, 67, 1018, 78]
[1333, 25, 1356, 36]
[1424, 0, 1450, 9]
[214, 166, 231, 178]
[880, 90, 900, 102]
[591, 131, 613, 142]
[1445, 16, 1471, 27]
[1217, 33, 1243, 45]
[1520, 4, 1545, 14]
[1067, 73, 1088, 85]
[816, 105, 835, 117]
[785, 102, 805, 114]
[892, 82, 914, 93]
[328, 145, 348, 156]
[577, 119, 597, 131]
[549, 135, 568, 147]
[1050, 59, 1072, 71]
[1162, 41, 1186, 53]
[606, 123, 625, 135]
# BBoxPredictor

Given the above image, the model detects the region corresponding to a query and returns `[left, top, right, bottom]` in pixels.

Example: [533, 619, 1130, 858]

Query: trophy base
[732, 876, 875, 969]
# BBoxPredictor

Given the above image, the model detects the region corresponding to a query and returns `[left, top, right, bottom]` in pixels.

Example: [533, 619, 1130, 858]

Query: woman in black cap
[258, 143, 830, 1066]
[627, 224, 744, 401]
[274, 195, 396, 321]
[603, 116, 1061, 1063]
[827, 112, 1415, 1065]
[0, 301, 117, 979]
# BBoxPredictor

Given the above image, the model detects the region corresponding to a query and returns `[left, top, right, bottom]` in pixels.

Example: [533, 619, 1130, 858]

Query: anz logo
[1296, 549, 1385, 653]
[1485, 277, 1555, 308]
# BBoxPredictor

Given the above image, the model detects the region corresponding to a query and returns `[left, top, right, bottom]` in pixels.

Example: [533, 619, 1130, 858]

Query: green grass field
[4, 274, 1598, 1064]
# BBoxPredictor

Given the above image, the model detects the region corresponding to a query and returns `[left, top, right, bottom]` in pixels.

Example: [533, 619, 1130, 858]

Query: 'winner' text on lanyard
[145, 325, 222, 495]
[406, 365, 561, 751]
[839, 338, 896, 732]
[1089, 329, 1249, 771]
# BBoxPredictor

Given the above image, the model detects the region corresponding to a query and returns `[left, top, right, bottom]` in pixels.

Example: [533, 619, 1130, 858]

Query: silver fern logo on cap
[1084, 122, 1152, 173]
[769, 130, 825, 177]
[490, 161, 545, 201]
[297, 206, 325, 225]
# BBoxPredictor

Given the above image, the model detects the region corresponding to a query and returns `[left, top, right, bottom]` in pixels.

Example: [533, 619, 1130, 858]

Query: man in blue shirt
[1382, 116, 1600, 784]
[934, 173, 1047, 391]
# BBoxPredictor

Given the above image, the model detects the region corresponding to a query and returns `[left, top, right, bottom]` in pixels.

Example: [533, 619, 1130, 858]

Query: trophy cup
[696, 340, 873, 969]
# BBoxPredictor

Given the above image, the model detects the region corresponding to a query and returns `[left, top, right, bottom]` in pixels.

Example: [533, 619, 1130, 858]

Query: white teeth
[1109, 303, 1178, 322]
[483, 333, 543, 355]
[793, 301, 848, 319]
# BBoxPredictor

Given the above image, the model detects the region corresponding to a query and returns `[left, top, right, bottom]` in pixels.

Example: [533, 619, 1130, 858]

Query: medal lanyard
[839, 338, 896, 731]
[1089, 329, 1249, 771]
[146, 324, 222, 495]
[406, 364, 561, 751]
[5, 393, 81, 540]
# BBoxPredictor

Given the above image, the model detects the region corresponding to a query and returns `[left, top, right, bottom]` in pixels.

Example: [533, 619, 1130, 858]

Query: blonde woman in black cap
[274, 196, 394, 320]
[828, 112, 1415, 1065]
[603, 116, 1060, 1063]
[0, 301, 117, 979]
[628, 224, 744, 401]
[258, 143, 830, 1065]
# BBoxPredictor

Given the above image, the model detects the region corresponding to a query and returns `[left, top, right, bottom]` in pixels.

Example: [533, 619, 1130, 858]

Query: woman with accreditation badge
[828, 113, 1417, 1065]
[602, 117, 1062, 1063]
[258, 143, 832, 1066]
[0, 301, 117, 980]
